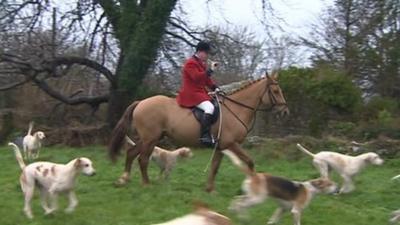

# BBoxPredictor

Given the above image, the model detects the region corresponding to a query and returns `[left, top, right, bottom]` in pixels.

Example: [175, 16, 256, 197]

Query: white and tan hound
[297, 143, 384, 193]
[8, 142, 96, 219]
[223, 150, 338, 225]
[23, 121, 45, 160]
[152, 203, 231, 225]
[126, 137, 193, 179]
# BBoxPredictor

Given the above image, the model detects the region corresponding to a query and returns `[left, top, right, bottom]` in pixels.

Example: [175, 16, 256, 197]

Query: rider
[176, 41, 219, 147]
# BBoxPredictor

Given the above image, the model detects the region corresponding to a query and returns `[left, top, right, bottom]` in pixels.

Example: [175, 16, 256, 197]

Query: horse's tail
[109, 101, 140, 162]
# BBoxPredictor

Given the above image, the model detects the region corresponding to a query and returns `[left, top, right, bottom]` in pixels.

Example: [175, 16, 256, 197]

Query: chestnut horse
[109, 73, 289, 192]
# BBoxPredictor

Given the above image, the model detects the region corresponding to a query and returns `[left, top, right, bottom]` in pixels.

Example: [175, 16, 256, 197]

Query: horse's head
[261, 72, 289, 117]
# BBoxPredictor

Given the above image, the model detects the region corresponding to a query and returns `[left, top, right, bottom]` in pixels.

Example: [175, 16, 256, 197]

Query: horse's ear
[265, 71, 269, 77]
[272, 71, 279, 80]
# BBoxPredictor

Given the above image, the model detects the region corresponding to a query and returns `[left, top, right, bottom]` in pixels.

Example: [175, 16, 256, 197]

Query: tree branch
[32, 77, 109, 106]
[0, 77, 32, 91]
[50, 56, 116, 87]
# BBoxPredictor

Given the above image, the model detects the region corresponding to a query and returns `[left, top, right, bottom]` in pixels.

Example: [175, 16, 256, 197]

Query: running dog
[126, 137, 193, 179]
[152, 203, 231, 225]
[223, 150, 338, 225]
[296, 143, 384, 193]
[23, 122, 46, 160]
[8, 142, 96, 219]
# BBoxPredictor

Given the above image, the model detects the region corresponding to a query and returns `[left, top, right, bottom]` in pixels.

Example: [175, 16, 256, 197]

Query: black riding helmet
[196, 41, 211, 53]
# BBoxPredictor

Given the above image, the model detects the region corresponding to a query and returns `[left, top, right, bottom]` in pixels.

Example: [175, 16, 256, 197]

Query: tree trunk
[105, 0, 178, 128]
[107, 88, 132, 129]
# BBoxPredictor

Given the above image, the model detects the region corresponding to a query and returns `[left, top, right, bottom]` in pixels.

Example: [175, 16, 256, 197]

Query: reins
[203, 77, 287, 172]
[218, 79, 286, 134]
[204, 93, 223, 172]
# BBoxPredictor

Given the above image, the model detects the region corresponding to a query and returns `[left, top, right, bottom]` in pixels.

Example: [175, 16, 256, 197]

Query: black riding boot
[199, 113, 215, 147]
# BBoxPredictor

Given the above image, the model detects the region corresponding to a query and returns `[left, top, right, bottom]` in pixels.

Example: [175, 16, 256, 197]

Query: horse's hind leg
[138, 140, 157, 185]
[115, 145, 141, 186]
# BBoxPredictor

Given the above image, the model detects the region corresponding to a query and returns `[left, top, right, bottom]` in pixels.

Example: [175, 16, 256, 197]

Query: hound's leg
[313, 159, 329, 178]
[340, 174, 355, 193]
[291, 206, 303, 225]
[268, 207, 286, 224]
[65, 191, 78, 213]
[39, 188, 52, 214]
[23, 185, 35, 219]
[46, 189, 59, 214]
[23, 145, 28, 160]
[229, 194, 266, 219]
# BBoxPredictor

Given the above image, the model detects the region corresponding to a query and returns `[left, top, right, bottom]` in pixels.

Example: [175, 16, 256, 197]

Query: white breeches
[196, 101, 215, 114]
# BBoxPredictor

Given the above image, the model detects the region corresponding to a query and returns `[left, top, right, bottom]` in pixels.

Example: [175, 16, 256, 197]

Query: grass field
[0, 143, 399, 225]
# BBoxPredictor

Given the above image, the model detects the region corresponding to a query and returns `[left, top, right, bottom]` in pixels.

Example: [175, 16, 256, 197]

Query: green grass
[0, 144, 399, 225]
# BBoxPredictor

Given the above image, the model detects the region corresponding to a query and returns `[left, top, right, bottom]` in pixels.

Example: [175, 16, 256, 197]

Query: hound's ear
[74, 158, 81, 167]
[178, 149, 188, 158]
[310, 179, 324, 188]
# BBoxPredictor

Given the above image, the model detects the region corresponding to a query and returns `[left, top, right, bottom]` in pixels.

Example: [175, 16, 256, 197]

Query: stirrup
[199, 135, 216, 148]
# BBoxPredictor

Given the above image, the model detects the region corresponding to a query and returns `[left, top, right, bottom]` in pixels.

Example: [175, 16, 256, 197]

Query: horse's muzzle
[274, 105, 289, 118]
[281, 106, 290, 117]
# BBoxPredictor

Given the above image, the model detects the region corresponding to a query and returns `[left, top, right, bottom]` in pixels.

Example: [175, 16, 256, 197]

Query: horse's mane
[227, 76, 266, 95]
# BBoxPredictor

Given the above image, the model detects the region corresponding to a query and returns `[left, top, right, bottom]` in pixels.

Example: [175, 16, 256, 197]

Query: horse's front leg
[205, 150, 224, 192]
[115, 145, 140, 186]
[227, 143, 254, 171]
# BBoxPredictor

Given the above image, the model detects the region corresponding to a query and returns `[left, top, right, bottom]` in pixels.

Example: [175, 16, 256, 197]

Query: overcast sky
[180, 0, 333, 38]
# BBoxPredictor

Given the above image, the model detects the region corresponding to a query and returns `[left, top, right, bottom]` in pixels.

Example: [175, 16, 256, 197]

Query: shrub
[361, 96, 399, 120]
[279, 66, 362, 136]
[308, 70, 362, 113]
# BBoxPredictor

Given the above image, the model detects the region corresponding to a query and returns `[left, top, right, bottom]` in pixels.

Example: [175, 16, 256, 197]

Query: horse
[108, 73, 289, 192]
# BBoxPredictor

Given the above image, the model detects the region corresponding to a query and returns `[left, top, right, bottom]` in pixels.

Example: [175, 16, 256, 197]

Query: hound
[126, 137, 193, 179]
[152, 203, 231, 225]
[391, 176, 400, 223]
[223, 150, 338, 225]
[390, 210, 400, 223]
[296, 143, 384, 193]
[23, 122, 46, 160]
[8, 142, 96, 219]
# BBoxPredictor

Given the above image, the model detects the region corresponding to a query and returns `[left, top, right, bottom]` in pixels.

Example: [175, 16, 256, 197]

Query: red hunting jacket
[176, 55, 216, 107]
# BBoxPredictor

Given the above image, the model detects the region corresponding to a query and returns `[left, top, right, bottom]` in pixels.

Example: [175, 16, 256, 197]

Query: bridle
[218, 77, 287, 133]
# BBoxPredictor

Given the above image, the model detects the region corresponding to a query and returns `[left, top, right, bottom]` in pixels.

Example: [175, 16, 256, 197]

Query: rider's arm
[184, 61, 208, 83]
[205, 77, 217, 90]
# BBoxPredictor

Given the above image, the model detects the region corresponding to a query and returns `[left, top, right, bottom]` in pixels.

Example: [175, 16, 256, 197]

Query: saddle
[192, 98, 220, 125]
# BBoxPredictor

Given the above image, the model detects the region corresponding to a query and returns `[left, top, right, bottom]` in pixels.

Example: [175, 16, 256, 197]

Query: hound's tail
[27, 121, 34, 136]
[391, 174, 400, 180]
[296, 143, 315, 158]
[8, 142, 26, 170]
[125, 136, 136, 147]
[109, 101, 140, 162]
[222, 150, 255, 177]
